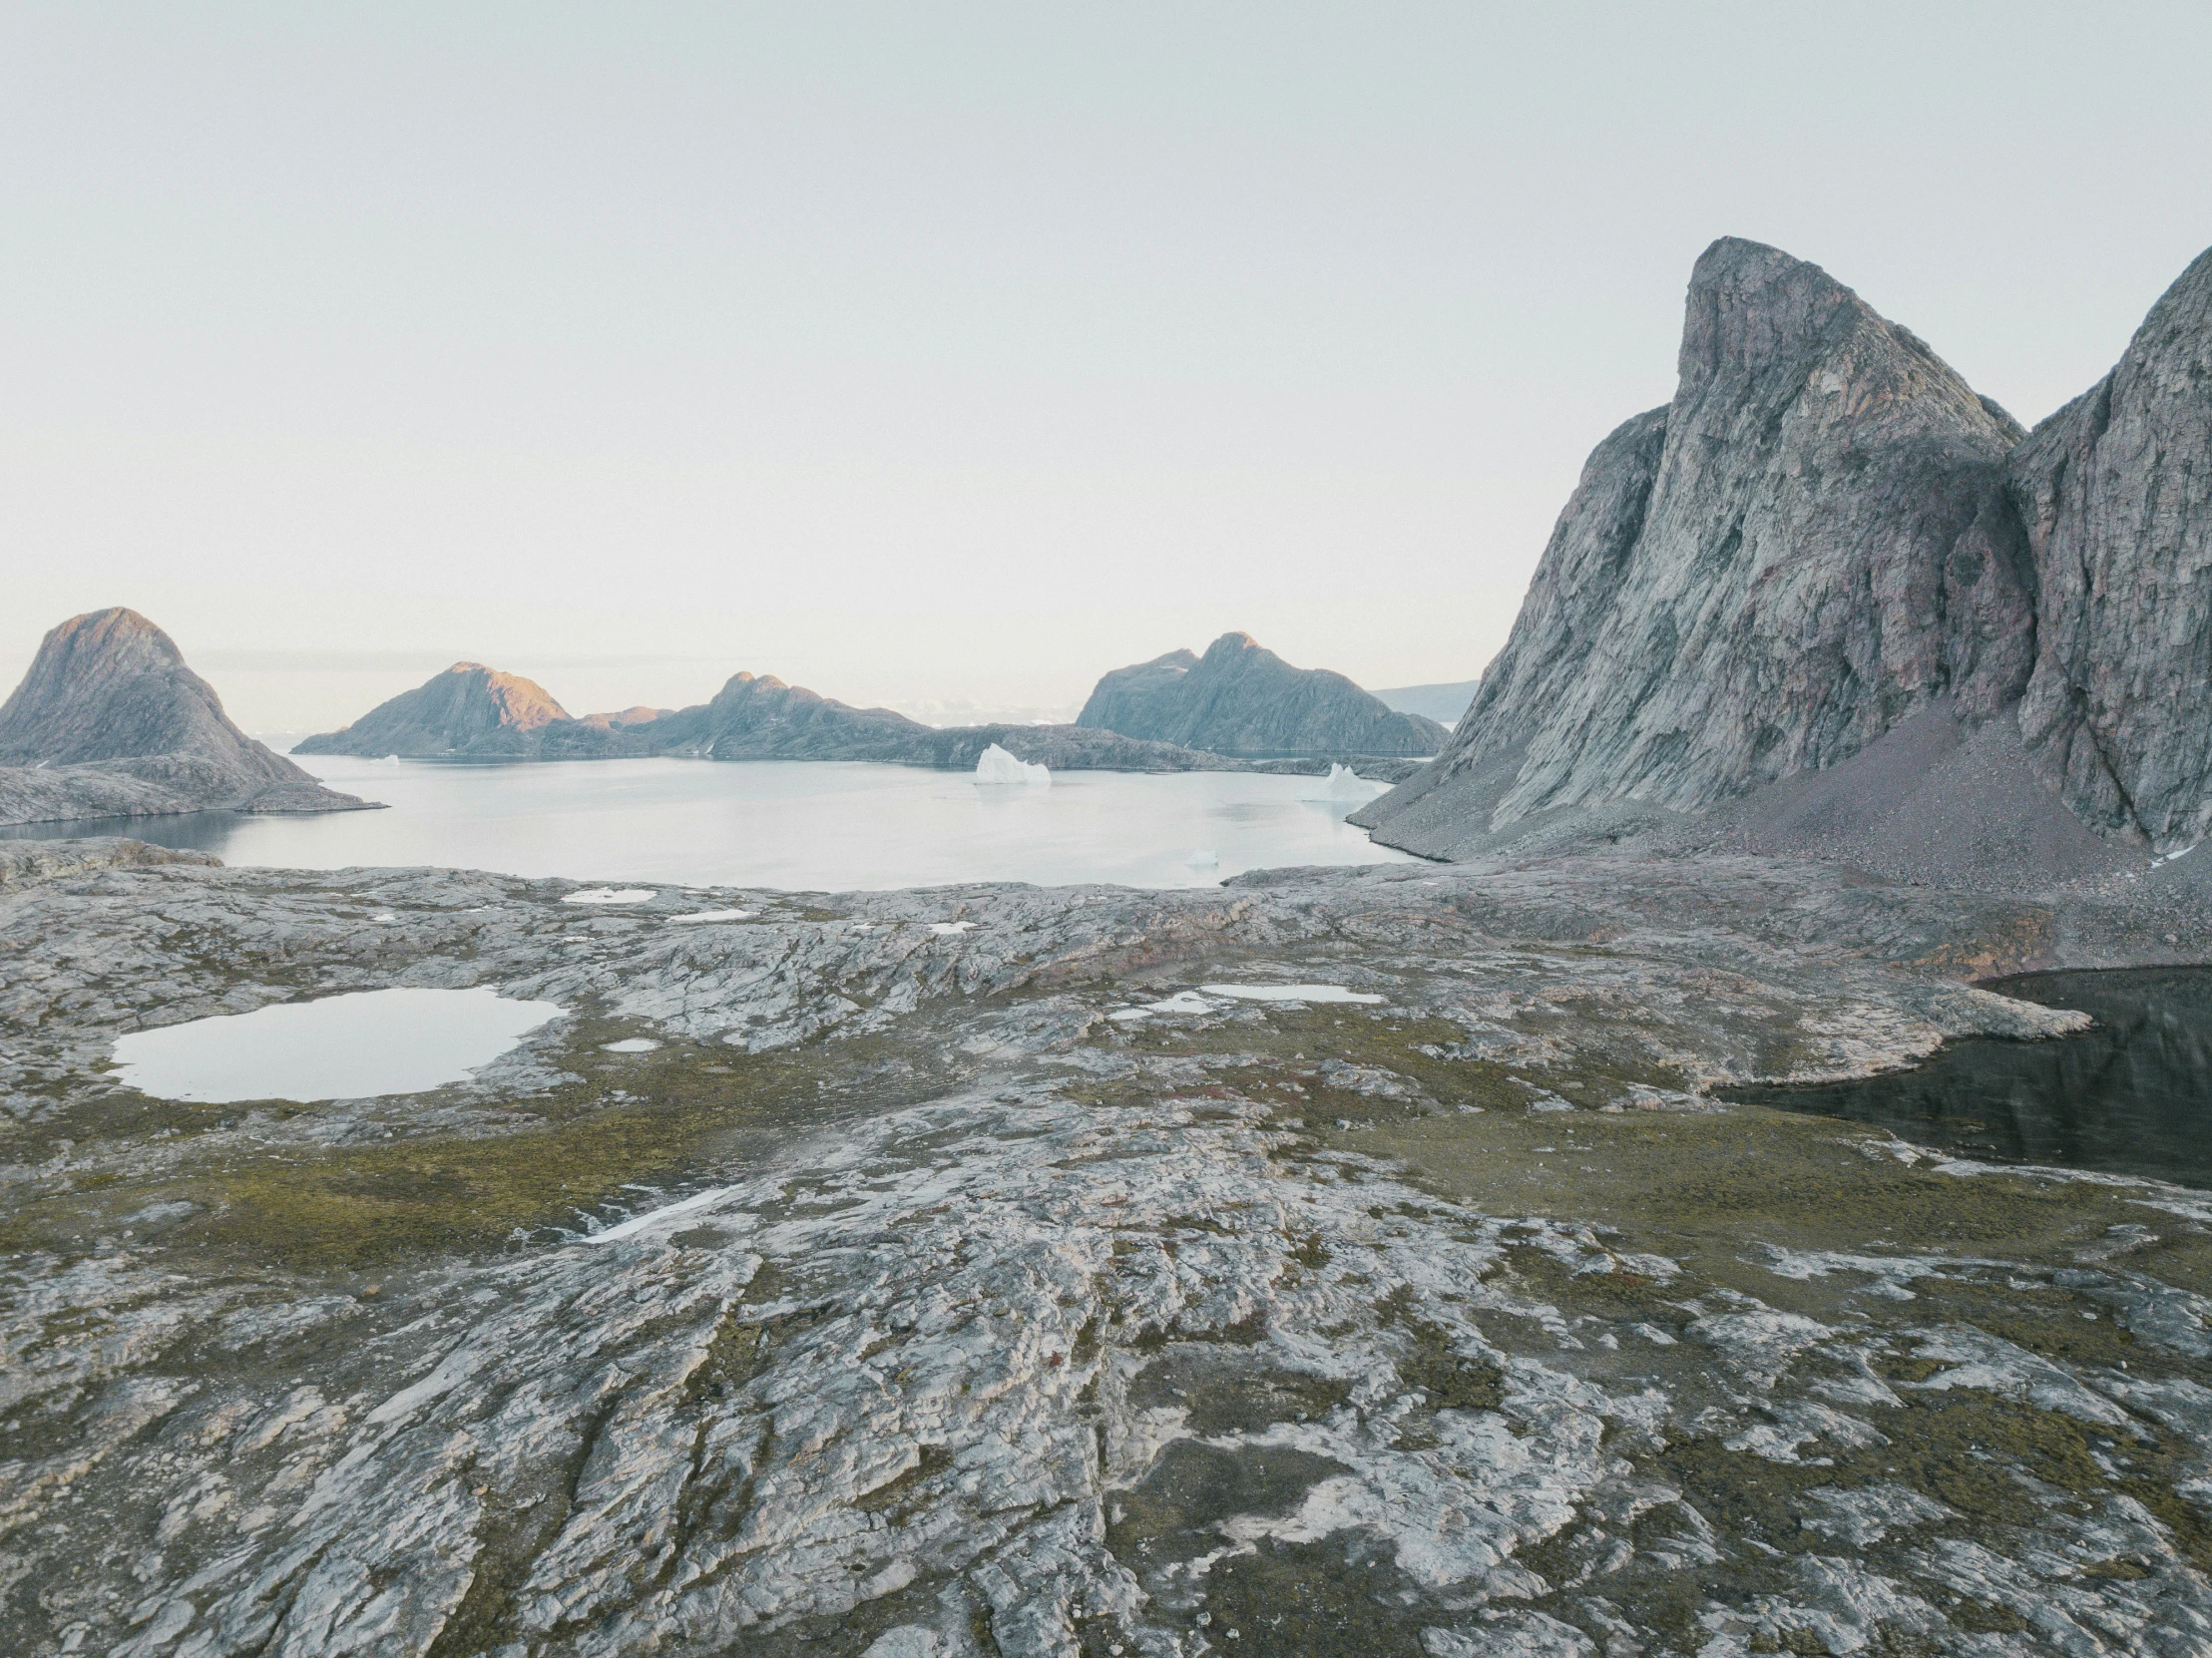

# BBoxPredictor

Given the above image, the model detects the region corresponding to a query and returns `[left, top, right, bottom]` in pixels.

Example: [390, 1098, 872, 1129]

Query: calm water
[7, 754, 1412, 891]
[111, 987, 565, 1103]
[1726, 968, 2212, 1187]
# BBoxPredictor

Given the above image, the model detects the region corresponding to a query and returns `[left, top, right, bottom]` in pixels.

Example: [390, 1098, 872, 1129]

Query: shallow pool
[1724, 968, 2212, 1187]
[111, 986, 566, 1103]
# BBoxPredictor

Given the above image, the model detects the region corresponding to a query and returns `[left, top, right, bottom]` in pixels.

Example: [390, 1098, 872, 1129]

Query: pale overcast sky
[3, 3, 2208, 730]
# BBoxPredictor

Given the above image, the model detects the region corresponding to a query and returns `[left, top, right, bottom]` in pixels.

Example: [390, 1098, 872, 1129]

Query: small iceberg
[974, 743, 1051, 787]
[564, 888, 656, 905]
[1200, 983, 1385, 1005]
[380, 754, 402, 766]
[1306, 762, 1378, 800]
[668, 908, 751, 924]
[1184, 849, 1219, 867]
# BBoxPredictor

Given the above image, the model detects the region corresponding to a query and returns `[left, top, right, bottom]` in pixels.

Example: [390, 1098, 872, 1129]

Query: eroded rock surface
[7, 847, 2212, 1654]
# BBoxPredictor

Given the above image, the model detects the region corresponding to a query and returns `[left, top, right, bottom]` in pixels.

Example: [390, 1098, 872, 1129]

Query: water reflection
[1726, 968, 2212, 1187]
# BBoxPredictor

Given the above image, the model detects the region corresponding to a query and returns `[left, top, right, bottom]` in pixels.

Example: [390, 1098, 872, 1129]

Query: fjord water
[111, 986, 564, 1103]
[1729, 968, 2212, 1187]
[6, 754, 1410, 890]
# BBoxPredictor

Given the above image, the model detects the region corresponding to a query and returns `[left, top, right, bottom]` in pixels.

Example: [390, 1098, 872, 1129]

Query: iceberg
[974, 743, 1051, 787]
[1184, 849, 1218, 867]
[1303, 762, 1379, 801]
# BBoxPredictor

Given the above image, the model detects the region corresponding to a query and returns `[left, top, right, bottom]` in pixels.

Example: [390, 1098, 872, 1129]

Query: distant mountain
[1079, 633, 1448, 757]
[648, 671, 1250, 771]
[1372, 680, 1480, 726]
[302, 662, 1288, 775]
[294, 664, 657, 760]
[0, 609, 373, 827]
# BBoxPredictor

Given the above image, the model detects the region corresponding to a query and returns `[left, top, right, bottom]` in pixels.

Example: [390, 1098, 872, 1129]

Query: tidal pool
[111, 986, 565, 1103]
[1726, 967, 2212, 1187]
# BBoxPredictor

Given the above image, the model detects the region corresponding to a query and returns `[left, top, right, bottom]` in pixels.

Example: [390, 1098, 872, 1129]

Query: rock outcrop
[2009, 247, 2212, 849]
[1080, 632, 1448, 756]
[0, 610, 372, 826]
[294, 663, 656, 760]
[1360, 235, 2212, 868]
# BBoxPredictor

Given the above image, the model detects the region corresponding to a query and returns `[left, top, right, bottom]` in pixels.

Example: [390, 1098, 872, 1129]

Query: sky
[3, 4, 2208, 733]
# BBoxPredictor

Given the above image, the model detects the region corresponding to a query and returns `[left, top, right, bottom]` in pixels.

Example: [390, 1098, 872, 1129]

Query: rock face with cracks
[1360, 235, 2212, 867]
[9, 840, 2212, 1655]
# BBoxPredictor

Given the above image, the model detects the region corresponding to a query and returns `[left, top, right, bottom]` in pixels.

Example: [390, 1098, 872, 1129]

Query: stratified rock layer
[1080, 633, 1448, 757]
[2010, 247, 2212, 848]
[0, 610, 370, 826]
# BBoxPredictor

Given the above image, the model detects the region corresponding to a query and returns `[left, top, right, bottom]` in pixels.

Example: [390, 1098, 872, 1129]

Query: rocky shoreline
[8, 841, 2212, 1655]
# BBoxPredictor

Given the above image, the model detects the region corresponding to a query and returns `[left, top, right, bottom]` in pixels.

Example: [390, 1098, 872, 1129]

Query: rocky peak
[0, 609, 369, 824]
[0, 608, 292, 778]
[1358, 236, 2037, 855]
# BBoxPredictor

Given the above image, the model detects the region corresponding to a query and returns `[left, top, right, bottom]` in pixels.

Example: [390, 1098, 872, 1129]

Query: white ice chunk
[667, 909, 751, 924]
[1303, 762, 1383, 801]
[380, 754, 401, 765]
[1200, 983, 1384, 1005]
[1185, 848, 1218, 866]
[601, 1038, 662, 1052]
[973, 743, 1051, 786]
[563, 888, 655, 905]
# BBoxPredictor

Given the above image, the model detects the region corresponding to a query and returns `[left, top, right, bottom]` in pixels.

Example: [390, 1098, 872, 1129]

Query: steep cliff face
[1360, 238, 2040, 857]
[0, 610, 368, 825]
[1079, 632, 1447, 756]
[295, 664, 652, 760]
[2009, 248, 2212, 849]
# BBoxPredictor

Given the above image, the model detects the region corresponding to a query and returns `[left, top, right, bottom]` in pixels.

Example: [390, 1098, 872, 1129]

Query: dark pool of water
[1724, 968, 2212, 1188]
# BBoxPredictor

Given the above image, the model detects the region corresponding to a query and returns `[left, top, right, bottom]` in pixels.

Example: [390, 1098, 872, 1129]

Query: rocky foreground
[8, 844, 2212, 1655]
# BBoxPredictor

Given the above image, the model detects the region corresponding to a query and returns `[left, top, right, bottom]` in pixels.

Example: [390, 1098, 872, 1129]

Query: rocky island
[1080, 633, 1448, 758]
[300, 654, 1433, 780]
[0, 610, 374, 828]
[7, 236, 2212, 1658]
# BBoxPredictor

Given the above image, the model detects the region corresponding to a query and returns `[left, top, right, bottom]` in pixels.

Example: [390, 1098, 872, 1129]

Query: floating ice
[667, 908, 751, 924]
[1107, 990, 1219, 1021]
[1200, 983, 1385, 1005]
[1303, 762, 1382, 801]
[1185, 849, 1218, 867]
[973, 743, 1051, 787]
[563, 888, 655, 905]
[380, 754, 401, 765]
[601, 1037, 662, 1053]
[110, 987, 565, 1103]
